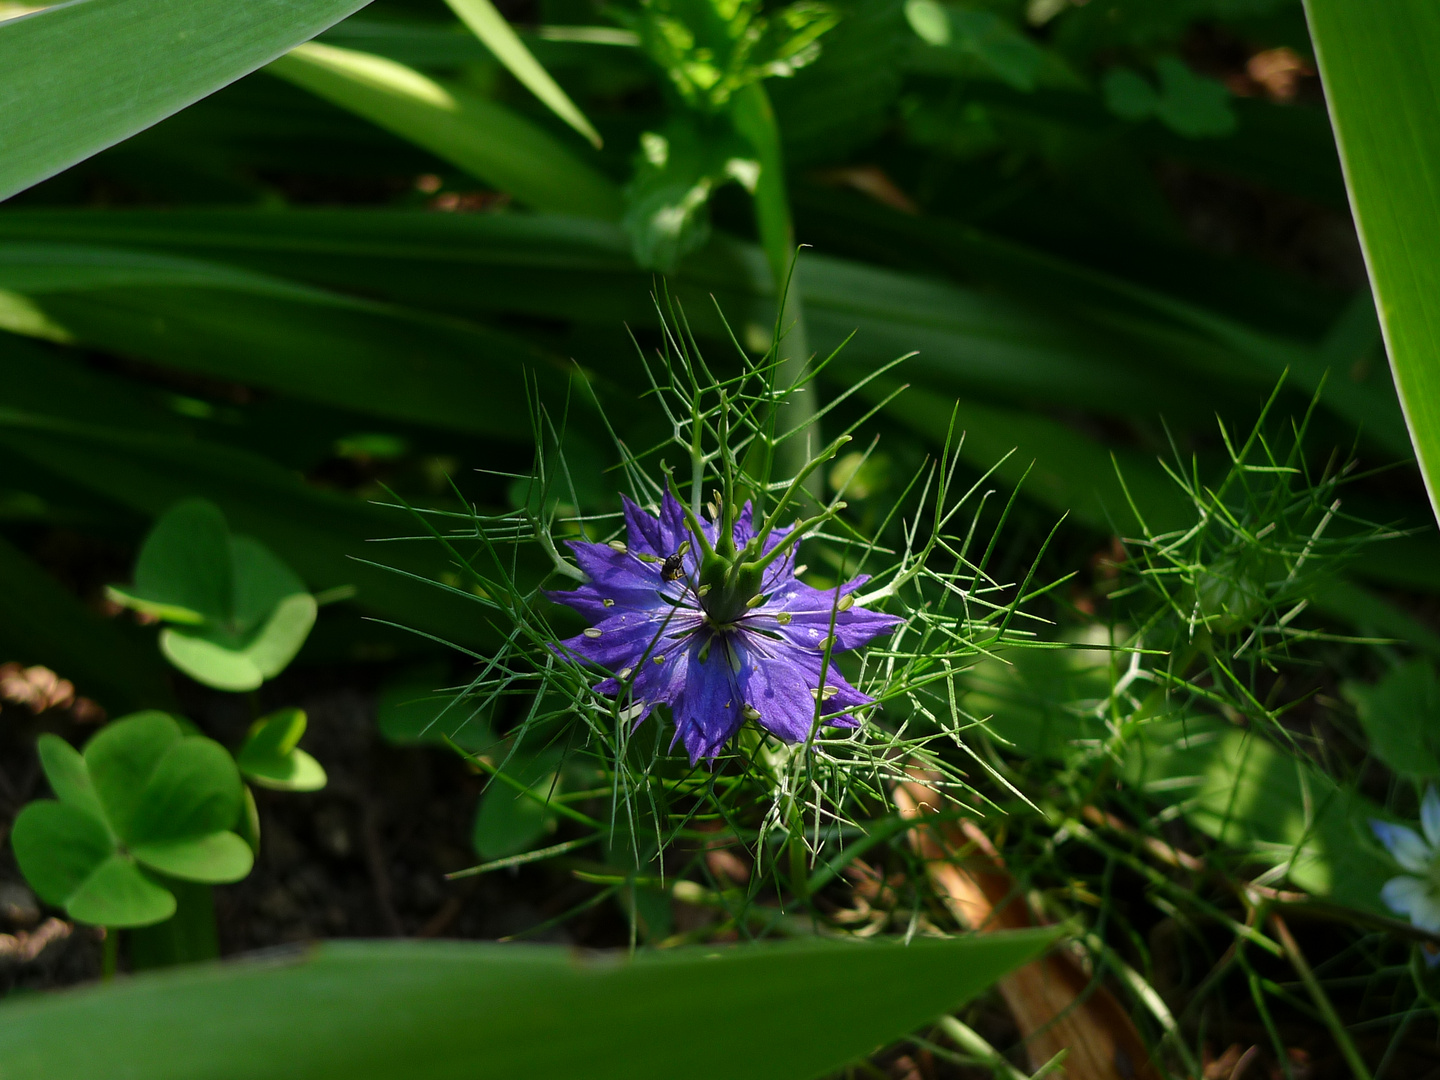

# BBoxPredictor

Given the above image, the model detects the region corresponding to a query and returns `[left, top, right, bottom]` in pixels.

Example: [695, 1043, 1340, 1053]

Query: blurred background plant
[0, 0, 1438, 1075]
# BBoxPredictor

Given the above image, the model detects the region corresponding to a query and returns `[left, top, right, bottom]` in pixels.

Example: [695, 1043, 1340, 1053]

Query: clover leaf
[10, 712, 254, 927]
[1345, 661, 1440, 782]
[107, 499, 317, 691]
[236, 708, 327, 792]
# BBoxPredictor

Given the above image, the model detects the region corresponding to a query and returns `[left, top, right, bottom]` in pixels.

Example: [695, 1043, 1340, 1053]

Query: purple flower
[549, 492, 902, 763]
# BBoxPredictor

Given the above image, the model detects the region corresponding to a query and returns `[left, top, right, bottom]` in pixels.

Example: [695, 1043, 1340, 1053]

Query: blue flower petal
[670, 637, 746, 763]
[557, 606, 702, 671]
[1381, 874, 1429, 918]
[1372, 821, 1433, 874]
[622, 495, 667, 558]
[1384, 875, 1440, 934]
[731, 631, 875, 743]
[1423, 786, 1440, 848]
[550, 490, 901, 761]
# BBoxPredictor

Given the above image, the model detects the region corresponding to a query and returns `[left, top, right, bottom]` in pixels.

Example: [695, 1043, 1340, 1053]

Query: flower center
[695, 551, 765, 624]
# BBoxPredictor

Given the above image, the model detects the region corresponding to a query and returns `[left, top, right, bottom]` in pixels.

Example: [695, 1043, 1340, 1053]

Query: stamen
[608, 540, 628, 553]
[602, 598, 615, 607]
[583, 628, 603, 638]
[775, 612, 792, 625]
[742, 704, 761, 720]
[837, 594, 855, 611]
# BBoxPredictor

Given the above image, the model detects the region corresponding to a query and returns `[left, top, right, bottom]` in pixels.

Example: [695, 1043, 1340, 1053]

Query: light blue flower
[1372, 785, 1440, 965]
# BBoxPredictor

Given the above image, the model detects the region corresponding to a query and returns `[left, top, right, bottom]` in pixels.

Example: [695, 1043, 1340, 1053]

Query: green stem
[1270, 913, 1374, 1080]
[730, 82, 817, 487]
[100, 926, 118, 981]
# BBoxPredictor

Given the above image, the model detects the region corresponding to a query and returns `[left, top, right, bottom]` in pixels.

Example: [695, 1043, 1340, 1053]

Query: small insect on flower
[548, 492, 902, 764]
[662, 550, 685, 584]
[1372, 785, 1440, 966]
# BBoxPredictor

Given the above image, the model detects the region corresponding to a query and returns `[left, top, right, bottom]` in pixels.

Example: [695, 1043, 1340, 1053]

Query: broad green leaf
[1103, 58, 1236, 138]
[161, 594, 318, 691]
[121, 501, 316, 691]
[1305, 0, 1440, 526]
[243, 594, 319, 678]
[84, 712, 184, 843]
[102, 588, 207, 627]
[230, 537, 308, 636]
[240, 747, 327, 793]
[969, 647, 1396, 916]
[16, 715, 255, 920]
[0, 211, 1396, 443]
[1344, 661, 1440, 781]
[129, 498, 233, 624]
[269, 43, 622, 219]
[64, 856, 176, 928]
[635, 0, 837, 112]
[1119, 716, 1392, 914]
[443, 0, 602, 147]
[241, 709, 307, 758]
[904, 0, 1061, 92]
[238, 709, 328, 792]
[0, 932, 1056, 1080]
[9, 800, 114, 907]
[160, 631, 267, 692]
[0, 401, 502, 652]
[0, 241, 561, 442]
[623, 117, 757, 271]
[377, 671, 495, 752]
[36, 734, 105, 822]
[0, 0, 372, 200]
[472, 751, 562, 861]
[871, 381, 1193, 533]
[127, 738, 244, 846]
[130, 833, 255, 884]
[1313, 577, 1440, 660]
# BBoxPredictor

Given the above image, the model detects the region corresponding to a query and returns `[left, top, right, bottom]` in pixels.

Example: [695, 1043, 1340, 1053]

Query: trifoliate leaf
[238, 708, 328, 792]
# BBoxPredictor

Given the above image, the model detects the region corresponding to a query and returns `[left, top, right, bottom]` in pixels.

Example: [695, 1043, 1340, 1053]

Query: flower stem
[100, 926, 118, 982]
[1270, 912, 1374, 1080]
[730, 82, 818, 488]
